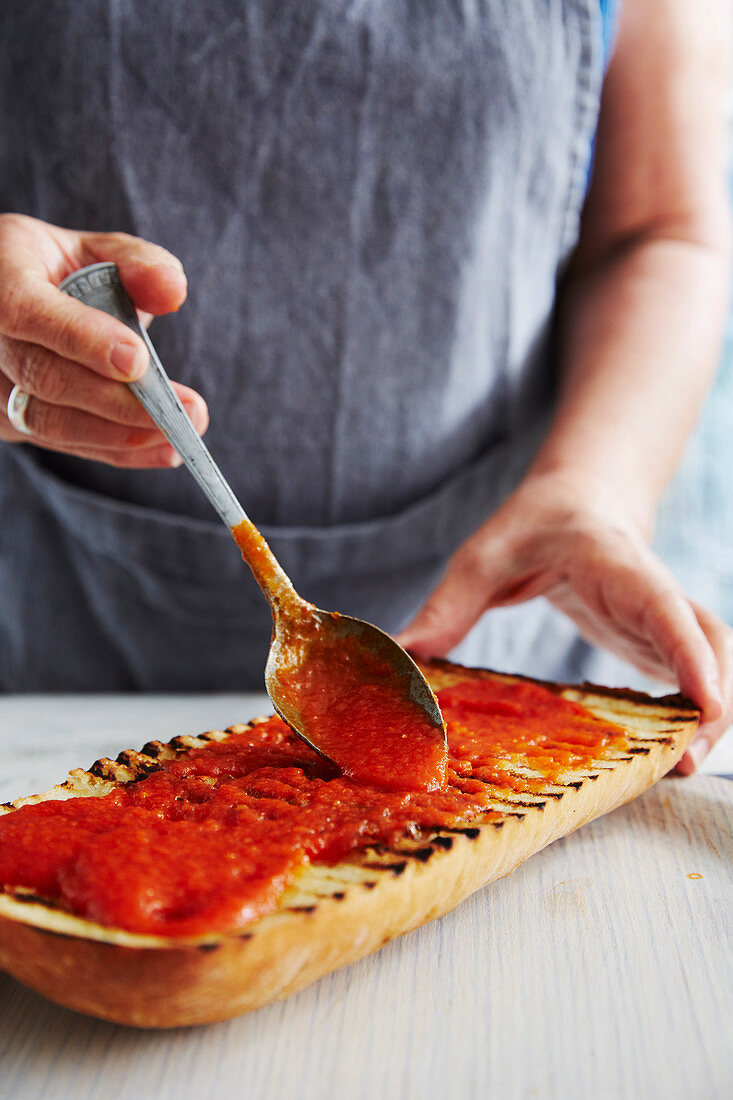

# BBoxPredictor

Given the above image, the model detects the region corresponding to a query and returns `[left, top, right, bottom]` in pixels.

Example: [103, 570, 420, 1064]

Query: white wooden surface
[0, 696, 731, 1100]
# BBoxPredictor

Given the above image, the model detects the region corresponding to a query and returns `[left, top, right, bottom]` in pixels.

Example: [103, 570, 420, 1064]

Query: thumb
[397, 521, 558, 658]
[81, 231, 187, 316]
[397, 540, 509, 658]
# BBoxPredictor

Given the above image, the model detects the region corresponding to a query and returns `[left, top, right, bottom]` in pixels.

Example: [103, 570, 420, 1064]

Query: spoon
[60, 263, 447, 790]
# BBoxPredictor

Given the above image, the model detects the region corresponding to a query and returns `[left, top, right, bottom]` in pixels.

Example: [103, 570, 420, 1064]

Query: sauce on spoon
[232, 520, 447, 792]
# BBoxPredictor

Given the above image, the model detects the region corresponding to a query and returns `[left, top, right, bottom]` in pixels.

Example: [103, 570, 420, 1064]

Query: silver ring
[6, 384, 33, 436]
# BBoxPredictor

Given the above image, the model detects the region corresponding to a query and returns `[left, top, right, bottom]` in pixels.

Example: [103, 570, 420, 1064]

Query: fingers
[0, 277, 150, 381]
[44, 440, 183, 469]
[556, 558, 730, 776]
[7, 387, 161, 451]
[0, 396, 181, 466]
[638, 582, 723, 721]
[693, 603, 733, 725]
[0, 370, 208, 468]
[676, 603, 733, 774]
[0, 216, 187, 385]
[80, 231, 187, 316]
[1, 336, 153, 426]
[397, 546, 490, 657]
[545, 529, 725, 715]
[1, 336, 209, 432]
[396, 530, 546, 657]
[173, 384, 210, 436]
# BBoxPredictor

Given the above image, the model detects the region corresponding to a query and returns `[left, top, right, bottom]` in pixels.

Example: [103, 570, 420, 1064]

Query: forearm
[531, 230, 731, 529]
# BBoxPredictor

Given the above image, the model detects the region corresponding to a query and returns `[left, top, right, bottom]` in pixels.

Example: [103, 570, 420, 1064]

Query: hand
[0, 213, 209, 467]
[397, 469, 733, 774]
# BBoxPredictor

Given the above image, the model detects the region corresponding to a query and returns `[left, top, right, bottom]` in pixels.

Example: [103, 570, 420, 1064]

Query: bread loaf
[0, 659, 698, 1027]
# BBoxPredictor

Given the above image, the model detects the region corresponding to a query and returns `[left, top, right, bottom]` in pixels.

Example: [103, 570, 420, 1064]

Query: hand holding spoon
[60, 264, 447, 791]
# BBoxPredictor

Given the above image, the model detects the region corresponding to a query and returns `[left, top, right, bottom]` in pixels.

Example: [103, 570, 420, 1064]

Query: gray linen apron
[0, 0, 623, 691]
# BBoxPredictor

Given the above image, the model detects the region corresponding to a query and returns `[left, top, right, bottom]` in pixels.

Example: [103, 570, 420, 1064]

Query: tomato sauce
[0, 678, 628, 937]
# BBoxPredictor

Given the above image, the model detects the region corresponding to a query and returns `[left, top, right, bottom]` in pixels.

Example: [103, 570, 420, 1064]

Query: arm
[537, 0, 731, 520]
[399, 0, 733, 771]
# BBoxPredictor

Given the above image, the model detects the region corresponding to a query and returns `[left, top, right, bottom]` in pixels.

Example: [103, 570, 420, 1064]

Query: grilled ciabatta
[0, 659, 698, 1027]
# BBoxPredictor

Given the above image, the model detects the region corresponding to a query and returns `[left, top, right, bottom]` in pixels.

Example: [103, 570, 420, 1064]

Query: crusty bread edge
[0, 663, 699, 1027]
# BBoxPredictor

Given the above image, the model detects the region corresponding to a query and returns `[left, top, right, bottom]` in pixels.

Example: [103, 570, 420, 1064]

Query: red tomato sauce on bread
[0, 678, 628, 937]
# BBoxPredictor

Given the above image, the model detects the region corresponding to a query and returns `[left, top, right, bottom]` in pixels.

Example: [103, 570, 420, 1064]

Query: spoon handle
[59, 263, 298, 608]
[60, 263, 243, 527]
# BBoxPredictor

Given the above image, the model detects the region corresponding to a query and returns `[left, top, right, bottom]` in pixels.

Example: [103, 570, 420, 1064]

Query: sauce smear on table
[0, 678, 629, 937]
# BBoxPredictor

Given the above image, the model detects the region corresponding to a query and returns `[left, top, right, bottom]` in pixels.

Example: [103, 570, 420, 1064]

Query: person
[0, 0, 730, 775]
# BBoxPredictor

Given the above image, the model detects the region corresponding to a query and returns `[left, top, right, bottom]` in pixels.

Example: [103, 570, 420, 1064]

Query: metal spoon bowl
[266, 607, 445, 765]
[60, 263, 446, 772]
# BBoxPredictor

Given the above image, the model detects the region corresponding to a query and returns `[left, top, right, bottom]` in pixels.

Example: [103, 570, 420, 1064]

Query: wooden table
[1, 695, 731, 1100]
